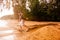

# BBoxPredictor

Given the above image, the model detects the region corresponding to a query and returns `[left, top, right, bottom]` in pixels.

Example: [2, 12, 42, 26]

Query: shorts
[19, 20, 24, 27]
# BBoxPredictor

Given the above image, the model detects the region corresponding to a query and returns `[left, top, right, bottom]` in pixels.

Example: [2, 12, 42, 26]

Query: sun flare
[0, 0, 14, 18]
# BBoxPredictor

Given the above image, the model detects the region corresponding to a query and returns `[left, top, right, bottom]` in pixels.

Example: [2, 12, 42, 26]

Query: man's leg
[20, 19, 29, 32]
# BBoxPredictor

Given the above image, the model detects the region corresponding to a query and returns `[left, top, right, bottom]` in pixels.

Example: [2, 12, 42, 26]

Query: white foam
[0, 34, 15, 40]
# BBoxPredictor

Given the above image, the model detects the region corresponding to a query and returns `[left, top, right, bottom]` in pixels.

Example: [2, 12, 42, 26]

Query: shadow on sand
[27, 23, 58, 32]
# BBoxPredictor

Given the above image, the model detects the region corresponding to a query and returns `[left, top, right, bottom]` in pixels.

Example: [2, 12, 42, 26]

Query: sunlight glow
[0, 0, 14, 18]
[0, 34, 15, 40]
[39, 0, 50, 4]
[0, 20, 8, 27]
[26, 0, 31, 12]
[0, 7, 14, 18]
[0, 30, 14, 34]
[46, 0, 50, 3]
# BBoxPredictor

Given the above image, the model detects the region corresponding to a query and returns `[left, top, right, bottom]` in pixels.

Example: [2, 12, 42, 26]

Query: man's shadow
[27, 23, 58, 32]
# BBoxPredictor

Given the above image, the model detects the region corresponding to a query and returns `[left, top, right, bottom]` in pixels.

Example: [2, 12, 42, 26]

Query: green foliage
[13, 0, 60, 21]
[24, 0, 40, 20]
[13, 0, 26, 19]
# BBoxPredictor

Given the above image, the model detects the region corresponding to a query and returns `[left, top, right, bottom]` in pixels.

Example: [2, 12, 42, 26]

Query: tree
[12, 0, 60, 21]
[12, 0, 27, 19]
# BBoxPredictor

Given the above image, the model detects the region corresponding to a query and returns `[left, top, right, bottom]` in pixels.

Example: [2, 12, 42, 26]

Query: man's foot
[22, 27, 29, 32]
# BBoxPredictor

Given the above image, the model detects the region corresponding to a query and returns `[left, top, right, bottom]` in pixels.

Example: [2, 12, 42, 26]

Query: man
[17, 12, 29, 32]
